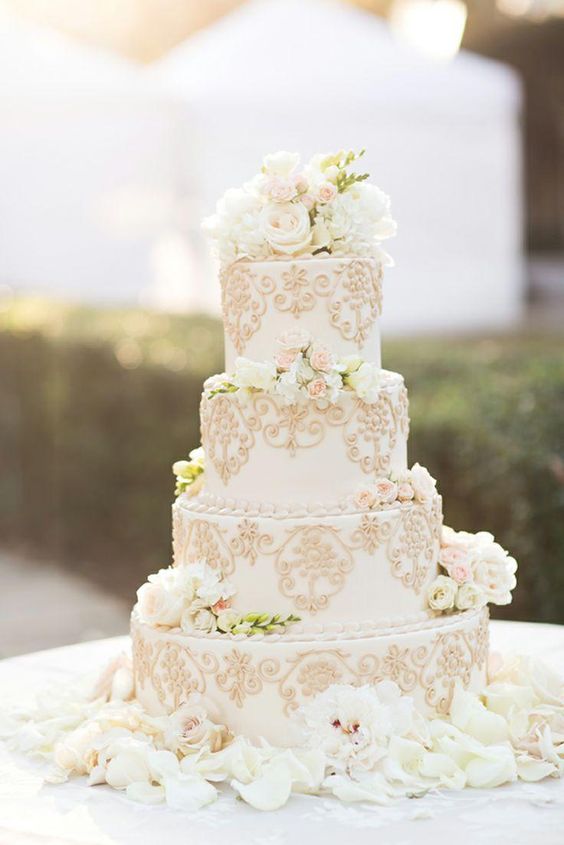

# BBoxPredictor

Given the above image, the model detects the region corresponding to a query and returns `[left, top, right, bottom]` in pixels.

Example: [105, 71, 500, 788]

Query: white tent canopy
[150, 0, 524, 331]
[0, 11, 196, 308]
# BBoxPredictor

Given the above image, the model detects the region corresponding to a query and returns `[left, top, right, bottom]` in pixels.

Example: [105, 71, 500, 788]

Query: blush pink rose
[440, 545, 471, 569]
[307, 377, 328, 399]
[397, 481, 415, 502]
[293, 173, 309, 193]
[265, 176, 297, 203]
[275, 349, 298, 370]
[316, 181, 337, 204]
[447, 562, 472, 585]
[373, 478, 398, 504]
[309, 344, 334, 373]
[354, 488, 376, 510]
[300, 193, 315, 211]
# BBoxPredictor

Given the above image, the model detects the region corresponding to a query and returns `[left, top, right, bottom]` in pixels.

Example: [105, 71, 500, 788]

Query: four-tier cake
[131, 150, 516, 747]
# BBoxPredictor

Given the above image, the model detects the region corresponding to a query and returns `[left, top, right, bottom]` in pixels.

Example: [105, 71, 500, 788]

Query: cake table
[1, 620, 563, 845]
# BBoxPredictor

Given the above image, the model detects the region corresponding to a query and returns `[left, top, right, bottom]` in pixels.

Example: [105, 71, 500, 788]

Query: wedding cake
[131, 150, 517, 747]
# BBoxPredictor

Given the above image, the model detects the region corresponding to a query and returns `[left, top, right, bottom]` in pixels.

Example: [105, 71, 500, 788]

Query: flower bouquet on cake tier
[2, 149, 560, 815]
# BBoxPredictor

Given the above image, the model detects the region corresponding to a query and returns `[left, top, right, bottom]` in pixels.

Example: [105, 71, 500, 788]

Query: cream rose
[309, 344, 334, 373]
[455, 582, 486, 611]
[427, 575, 457, 612]
[136, 582, 184, 628]
[233, 357, 277, 392]
[164, 698, 230, 756]
[259, 202, 312, 255]
[410, 463, 437, 507]
[345, 362, 381, 403]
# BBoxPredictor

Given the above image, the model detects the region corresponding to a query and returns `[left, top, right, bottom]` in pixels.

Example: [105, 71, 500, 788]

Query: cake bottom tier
[132, 608, 489, 746]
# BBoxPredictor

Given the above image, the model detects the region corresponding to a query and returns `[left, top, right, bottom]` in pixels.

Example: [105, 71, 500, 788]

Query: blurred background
[0, 0, 562, 656]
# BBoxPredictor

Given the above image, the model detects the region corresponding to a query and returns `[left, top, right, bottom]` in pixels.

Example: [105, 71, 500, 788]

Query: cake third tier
[173, 490, 443, 629]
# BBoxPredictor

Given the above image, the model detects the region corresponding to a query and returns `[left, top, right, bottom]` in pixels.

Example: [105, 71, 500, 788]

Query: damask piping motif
[132, 609, 488, 717]
[221, 260, 383, 354]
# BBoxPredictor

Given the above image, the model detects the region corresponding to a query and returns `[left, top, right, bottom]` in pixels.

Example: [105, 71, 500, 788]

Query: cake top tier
[203, 149, 396, 266]
[205, 150, 396, 370]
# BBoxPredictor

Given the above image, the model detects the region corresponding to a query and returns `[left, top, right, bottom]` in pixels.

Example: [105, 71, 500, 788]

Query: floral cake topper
[203, 149, 396, 265]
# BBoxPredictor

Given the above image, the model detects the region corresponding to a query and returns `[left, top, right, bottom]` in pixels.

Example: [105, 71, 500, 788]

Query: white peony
[233, 357, 277, 392]
[345, 362, 381, 403]
[427, 575, 457, 612]
[298, 682, 415, 774]
[409, 463, 437, 507]
[259, 202, 312, 255]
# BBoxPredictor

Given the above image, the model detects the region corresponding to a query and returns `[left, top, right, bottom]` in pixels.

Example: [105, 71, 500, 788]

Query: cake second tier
[200, 370, 409, 507]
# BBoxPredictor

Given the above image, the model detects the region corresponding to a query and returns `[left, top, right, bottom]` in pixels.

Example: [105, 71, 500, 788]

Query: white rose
[427, 575, 457, 612]
[455, 582, 486, 611]
[136, 581, 184, 628]
[472, 541, 517, 605]
[409, 463, 437, 507]
[346, 362, 381, 403]
[262, 151, 300, 177]
[181, 602, 217, 634]
[259, 202, 312, 255]
[233, 357, 276, 392]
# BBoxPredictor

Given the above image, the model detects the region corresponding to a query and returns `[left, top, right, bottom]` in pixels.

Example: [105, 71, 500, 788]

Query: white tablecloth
[1, 622, 564, 845]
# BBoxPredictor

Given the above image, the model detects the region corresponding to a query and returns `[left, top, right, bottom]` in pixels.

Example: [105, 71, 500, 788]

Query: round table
[1, 621, 564, 845]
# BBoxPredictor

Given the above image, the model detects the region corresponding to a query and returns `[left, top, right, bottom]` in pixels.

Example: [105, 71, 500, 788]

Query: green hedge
[1, 298, 563, 622]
